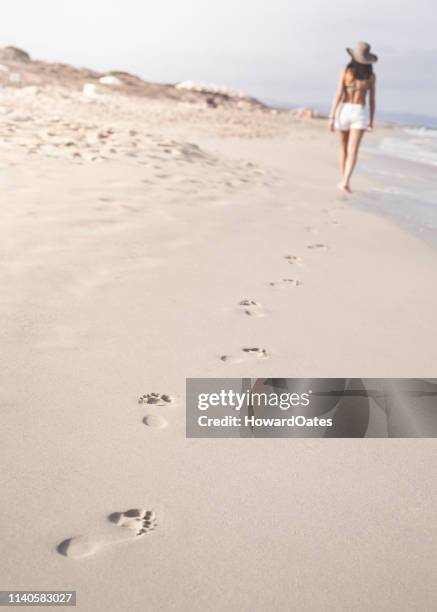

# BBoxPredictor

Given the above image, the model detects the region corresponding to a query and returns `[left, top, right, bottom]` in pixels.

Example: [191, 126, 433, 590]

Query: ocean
[358, 116, 437, 249]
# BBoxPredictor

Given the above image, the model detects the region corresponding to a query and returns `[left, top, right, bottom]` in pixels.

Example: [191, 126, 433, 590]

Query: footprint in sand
[57, 509, 157, 559]
[283, 255, 303, 265]
[239, 299, 264, 317]
[139, 393, 173, 429]
[307, 243, 329, 251]
[220, 347, 270, 363]
[269, 279, 302, 288]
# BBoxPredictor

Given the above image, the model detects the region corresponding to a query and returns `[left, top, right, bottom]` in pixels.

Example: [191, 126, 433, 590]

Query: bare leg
[338, 130, 349, 178]
[339, 129, 365, 193]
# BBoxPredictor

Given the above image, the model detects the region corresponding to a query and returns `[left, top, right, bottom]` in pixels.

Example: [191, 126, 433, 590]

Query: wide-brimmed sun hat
[346, 41, 378, 64]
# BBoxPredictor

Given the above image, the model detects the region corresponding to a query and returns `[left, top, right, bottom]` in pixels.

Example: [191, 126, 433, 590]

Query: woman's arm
[368, 73, 376, 130]
[328, 68, 345, 131]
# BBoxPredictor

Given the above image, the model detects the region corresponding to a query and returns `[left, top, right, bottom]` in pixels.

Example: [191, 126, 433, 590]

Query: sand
[1, 74, 437, 612]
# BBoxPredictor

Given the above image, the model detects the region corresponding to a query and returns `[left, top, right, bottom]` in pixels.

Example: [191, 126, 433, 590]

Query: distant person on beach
[329, 42, 378, 193]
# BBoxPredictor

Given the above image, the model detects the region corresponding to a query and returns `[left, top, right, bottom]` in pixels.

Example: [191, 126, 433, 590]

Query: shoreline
[359, 128, 437, 249]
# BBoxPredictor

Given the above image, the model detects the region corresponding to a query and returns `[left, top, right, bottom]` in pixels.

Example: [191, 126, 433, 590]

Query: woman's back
[343, 67, 374, 105]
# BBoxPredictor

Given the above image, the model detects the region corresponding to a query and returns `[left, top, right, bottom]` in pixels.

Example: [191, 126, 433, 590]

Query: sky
[1, 0, 436, 117]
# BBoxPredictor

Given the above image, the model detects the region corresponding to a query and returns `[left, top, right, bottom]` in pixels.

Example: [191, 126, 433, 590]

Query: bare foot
[337, 183, 352, 194]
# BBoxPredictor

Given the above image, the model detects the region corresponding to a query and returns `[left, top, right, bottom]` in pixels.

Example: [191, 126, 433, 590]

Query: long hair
[347, 60, 373, 81]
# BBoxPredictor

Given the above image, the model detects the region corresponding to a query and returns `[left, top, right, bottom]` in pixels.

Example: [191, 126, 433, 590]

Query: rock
[99, 75, 122, 86]
[175, 80, 245, 98]
[0, 46, 31, 63]
[9, 72, 21, 84]
[296, 107, 322, 119]
[82, 83, 106, 97]
[83, 83, 97, 97]
[206, 96, 218, 108]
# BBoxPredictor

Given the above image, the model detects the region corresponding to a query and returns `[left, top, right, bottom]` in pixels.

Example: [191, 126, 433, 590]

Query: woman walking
[329, 42, 378, 193]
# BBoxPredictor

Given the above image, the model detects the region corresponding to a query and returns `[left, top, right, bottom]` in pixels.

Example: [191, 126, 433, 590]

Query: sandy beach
[1, 51, 437, 611]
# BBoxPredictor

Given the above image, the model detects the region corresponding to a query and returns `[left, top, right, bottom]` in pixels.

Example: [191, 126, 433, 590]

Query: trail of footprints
[57, 222, 332, 559]
[221, 232, 330, 363]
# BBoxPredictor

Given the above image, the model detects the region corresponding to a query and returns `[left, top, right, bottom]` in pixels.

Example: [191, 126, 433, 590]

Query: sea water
[358, 121, 437, 249]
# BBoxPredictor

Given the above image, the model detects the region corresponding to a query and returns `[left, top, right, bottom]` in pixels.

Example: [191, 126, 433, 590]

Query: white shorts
[335, 103, 368, 131]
